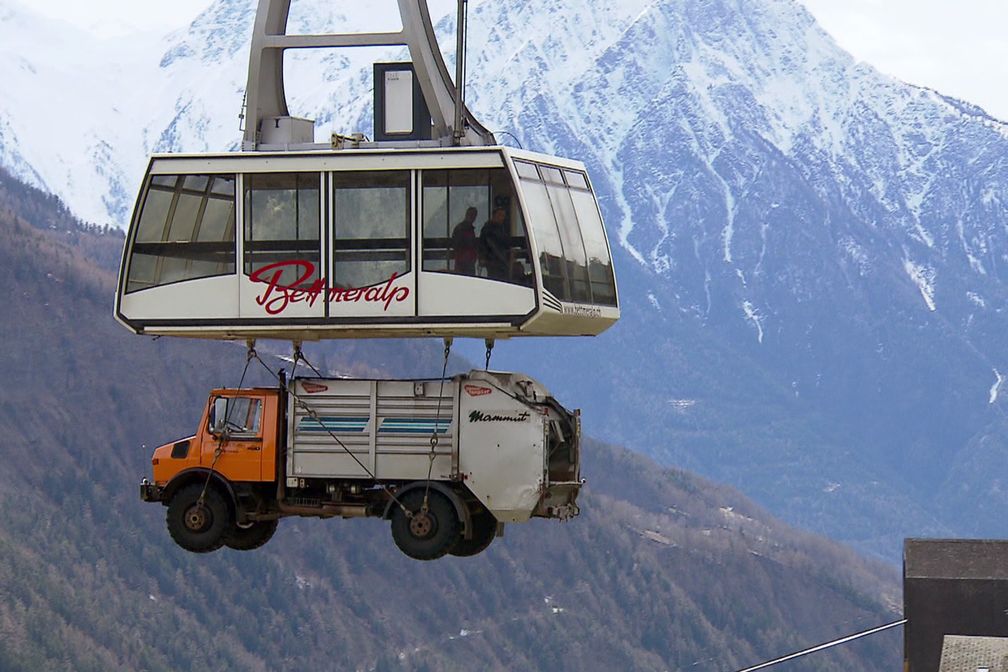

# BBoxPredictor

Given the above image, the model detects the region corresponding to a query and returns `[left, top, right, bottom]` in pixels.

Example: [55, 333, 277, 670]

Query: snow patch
[903, 259, 937, 312]
[720, 506, 754, 524]
[640, 529, 673, 546]
[720, 176, 736, 264]
[742, 300, 765, 343]
[448, 628, 481, 640]
[957, 219, 987, 275]
[647, 292, 661, 311]
[839, 236, 870, 275]
[912, 221, 935, 250]
[968, 292, 987, 309]
[990, 369, 1004, 405]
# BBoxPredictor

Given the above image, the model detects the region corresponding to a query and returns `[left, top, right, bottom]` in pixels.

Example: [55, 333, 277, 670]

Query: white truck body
[286, 370, 581, 523]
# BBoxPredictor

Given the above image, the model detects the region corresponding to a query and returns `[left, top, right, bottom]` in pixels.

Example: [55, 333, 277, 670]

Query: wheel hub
[184, 503, 211, 532]
[409, 511, 435, 538]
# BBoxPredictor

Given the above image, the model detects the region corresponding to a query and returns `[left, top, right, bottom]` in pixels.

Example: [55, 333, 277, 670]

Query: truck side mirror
[208, 397, 229, 436]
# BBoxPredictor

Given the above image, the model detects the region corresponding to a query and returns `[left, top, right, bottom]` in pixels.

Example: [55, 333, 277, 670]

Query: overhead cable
[733, 618, 907, 672]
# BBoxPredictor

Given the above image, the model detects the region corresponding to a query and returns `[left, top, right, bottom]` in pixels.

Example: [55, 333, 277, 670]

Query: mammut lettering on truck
[140, 370, 581, 560]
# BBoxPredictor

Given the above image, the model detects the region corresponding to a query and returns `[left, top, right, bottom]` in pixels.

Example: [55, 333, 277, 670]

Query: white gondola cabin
[115, 146, 619, 341]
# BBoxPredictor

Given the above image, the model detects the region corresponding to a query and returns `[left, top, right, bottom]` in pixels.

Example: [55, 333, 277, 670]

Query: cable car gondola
[114, 0, 619, 342]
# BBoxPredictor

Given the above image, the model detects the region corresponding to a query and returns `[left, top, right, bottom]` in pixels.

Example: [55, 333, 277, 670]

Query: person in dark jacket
[450, 206, 479, 275]
[479, 206, 510, 281]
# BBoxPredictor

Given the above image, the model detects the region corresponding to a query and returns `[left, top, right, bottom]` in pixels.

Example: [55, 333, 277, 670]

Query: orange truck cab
[150, 388, 280, 486]
[142, 387, 285, 552]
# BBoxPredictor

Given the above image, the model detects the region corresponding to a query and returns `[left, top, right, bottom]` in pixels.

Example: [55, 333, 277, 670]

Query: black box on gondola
[374, 62, 433, 142]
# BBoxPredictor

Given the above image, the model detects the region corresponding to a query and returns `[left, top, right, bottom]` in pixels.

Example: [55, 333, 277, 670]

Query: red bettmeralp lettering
[249, 260, 409, 315]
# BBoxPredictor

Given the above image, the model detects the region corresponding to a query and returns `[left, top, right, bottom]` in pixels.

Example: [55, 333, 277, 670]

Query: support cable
[422, 338, 453, 514]
[733, 618, 907, 672]
[292, 343, 324, 378]
[491, 130, 524, 149]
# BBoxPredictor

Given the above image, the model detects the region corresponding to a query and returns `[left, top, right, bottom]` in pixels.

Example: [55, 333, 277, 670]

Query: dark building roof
[904, 539, 1008, 672]
[906, 539, 1008, 580]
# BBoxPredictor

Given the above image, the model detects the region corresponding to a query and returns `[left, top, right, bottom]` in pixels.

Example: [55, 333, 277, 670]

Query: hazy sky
[25, 0, 1008, 121]
[27, 0, 210, 33]
[801, 0, 1008, 120]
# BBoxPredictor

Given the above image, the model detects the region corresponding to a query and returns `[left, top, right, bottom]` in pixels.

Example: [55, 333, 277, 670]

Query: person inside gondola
[450, 206, 479, 275]
[479, 206, 511, 281]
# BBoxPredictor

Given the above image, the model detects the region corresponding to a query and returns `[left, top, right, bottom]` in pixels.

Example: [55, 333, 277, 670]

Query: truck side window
[209, 397, 262, 437]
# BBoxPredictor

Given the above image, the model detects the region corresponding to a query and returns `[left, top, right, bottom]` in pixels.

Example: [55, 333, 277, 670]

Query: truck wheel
[450, 509, 497, 558]
[224, 520, 278, 551]
[166, 484, 231, 553]
[390, 490, 461, 561]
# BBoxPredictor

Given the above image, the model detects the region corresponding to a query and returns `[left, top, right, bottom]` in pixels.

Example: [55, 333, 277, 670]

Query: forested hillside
[0, 168, 900, 670]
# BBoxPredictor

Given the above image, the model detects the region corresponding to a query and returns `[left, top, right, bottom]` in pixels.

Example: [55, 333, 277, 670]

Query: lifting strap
[421, 338, 453, 514]
[251, 345, 413, 516]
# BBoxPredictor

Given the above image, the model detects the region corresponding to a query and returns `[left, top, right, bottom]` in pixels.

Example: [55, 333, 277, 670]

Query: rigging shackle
[485, 338, 495, 370]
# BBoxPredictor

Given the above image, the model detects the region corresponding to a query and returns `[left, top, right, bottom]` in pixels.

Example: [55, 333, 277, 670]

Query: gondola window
[422, 168, 532, 286]
[332, 171, 411, 289]
[244, 172, 321, 288]
[515, 162, 569, 300]
[126, 174, 236, 293]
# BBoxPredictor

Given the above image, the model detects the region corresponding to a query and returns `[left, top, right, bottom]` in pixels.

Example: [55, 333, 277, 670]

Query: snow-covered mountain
[5, 0, 1008, 558]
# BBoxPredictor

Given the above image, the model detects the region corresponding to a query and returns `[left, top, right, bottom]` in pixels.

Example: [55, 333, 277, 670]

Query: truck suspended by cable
[141, 359, 581, 559]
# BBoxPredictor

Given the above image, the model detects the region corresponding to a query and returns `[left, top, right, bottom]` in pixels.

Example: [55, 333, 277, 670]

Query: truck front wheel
[225, 519, 278, 551]
[390, 490, 461, 561]
[166, 484, 231, 553]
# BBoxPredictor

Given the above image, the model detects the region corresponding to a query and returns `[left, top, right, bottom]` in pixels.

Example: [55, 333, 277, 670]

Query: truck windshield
[209, 397, 262, 437]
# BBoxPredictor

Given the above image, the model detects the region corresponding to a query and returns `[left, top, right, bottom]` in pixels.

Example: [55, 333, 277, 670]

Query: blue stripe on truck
[378, 418, 450, 434]
[298, 417, 450, 434]
[298, 417, 369, 433]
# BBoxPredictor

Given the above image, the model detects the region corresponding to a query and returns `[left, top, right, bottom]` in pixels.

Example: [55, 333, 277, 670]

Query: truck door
[205, 395, 268, 482]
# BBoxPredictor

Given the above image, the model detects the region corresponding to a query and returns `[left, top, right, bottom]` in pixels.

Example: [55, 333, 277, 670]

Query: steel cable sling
[250, 347, 412, 517]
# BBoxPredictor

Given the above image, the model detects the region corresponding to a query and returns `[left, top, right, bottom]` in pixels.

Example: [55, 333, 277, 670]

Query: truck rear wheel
[166, 484, 231, 553]
[390, 490, 461, 561]
[450, 508, 497, 558]
[224, 519, 278, 551]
